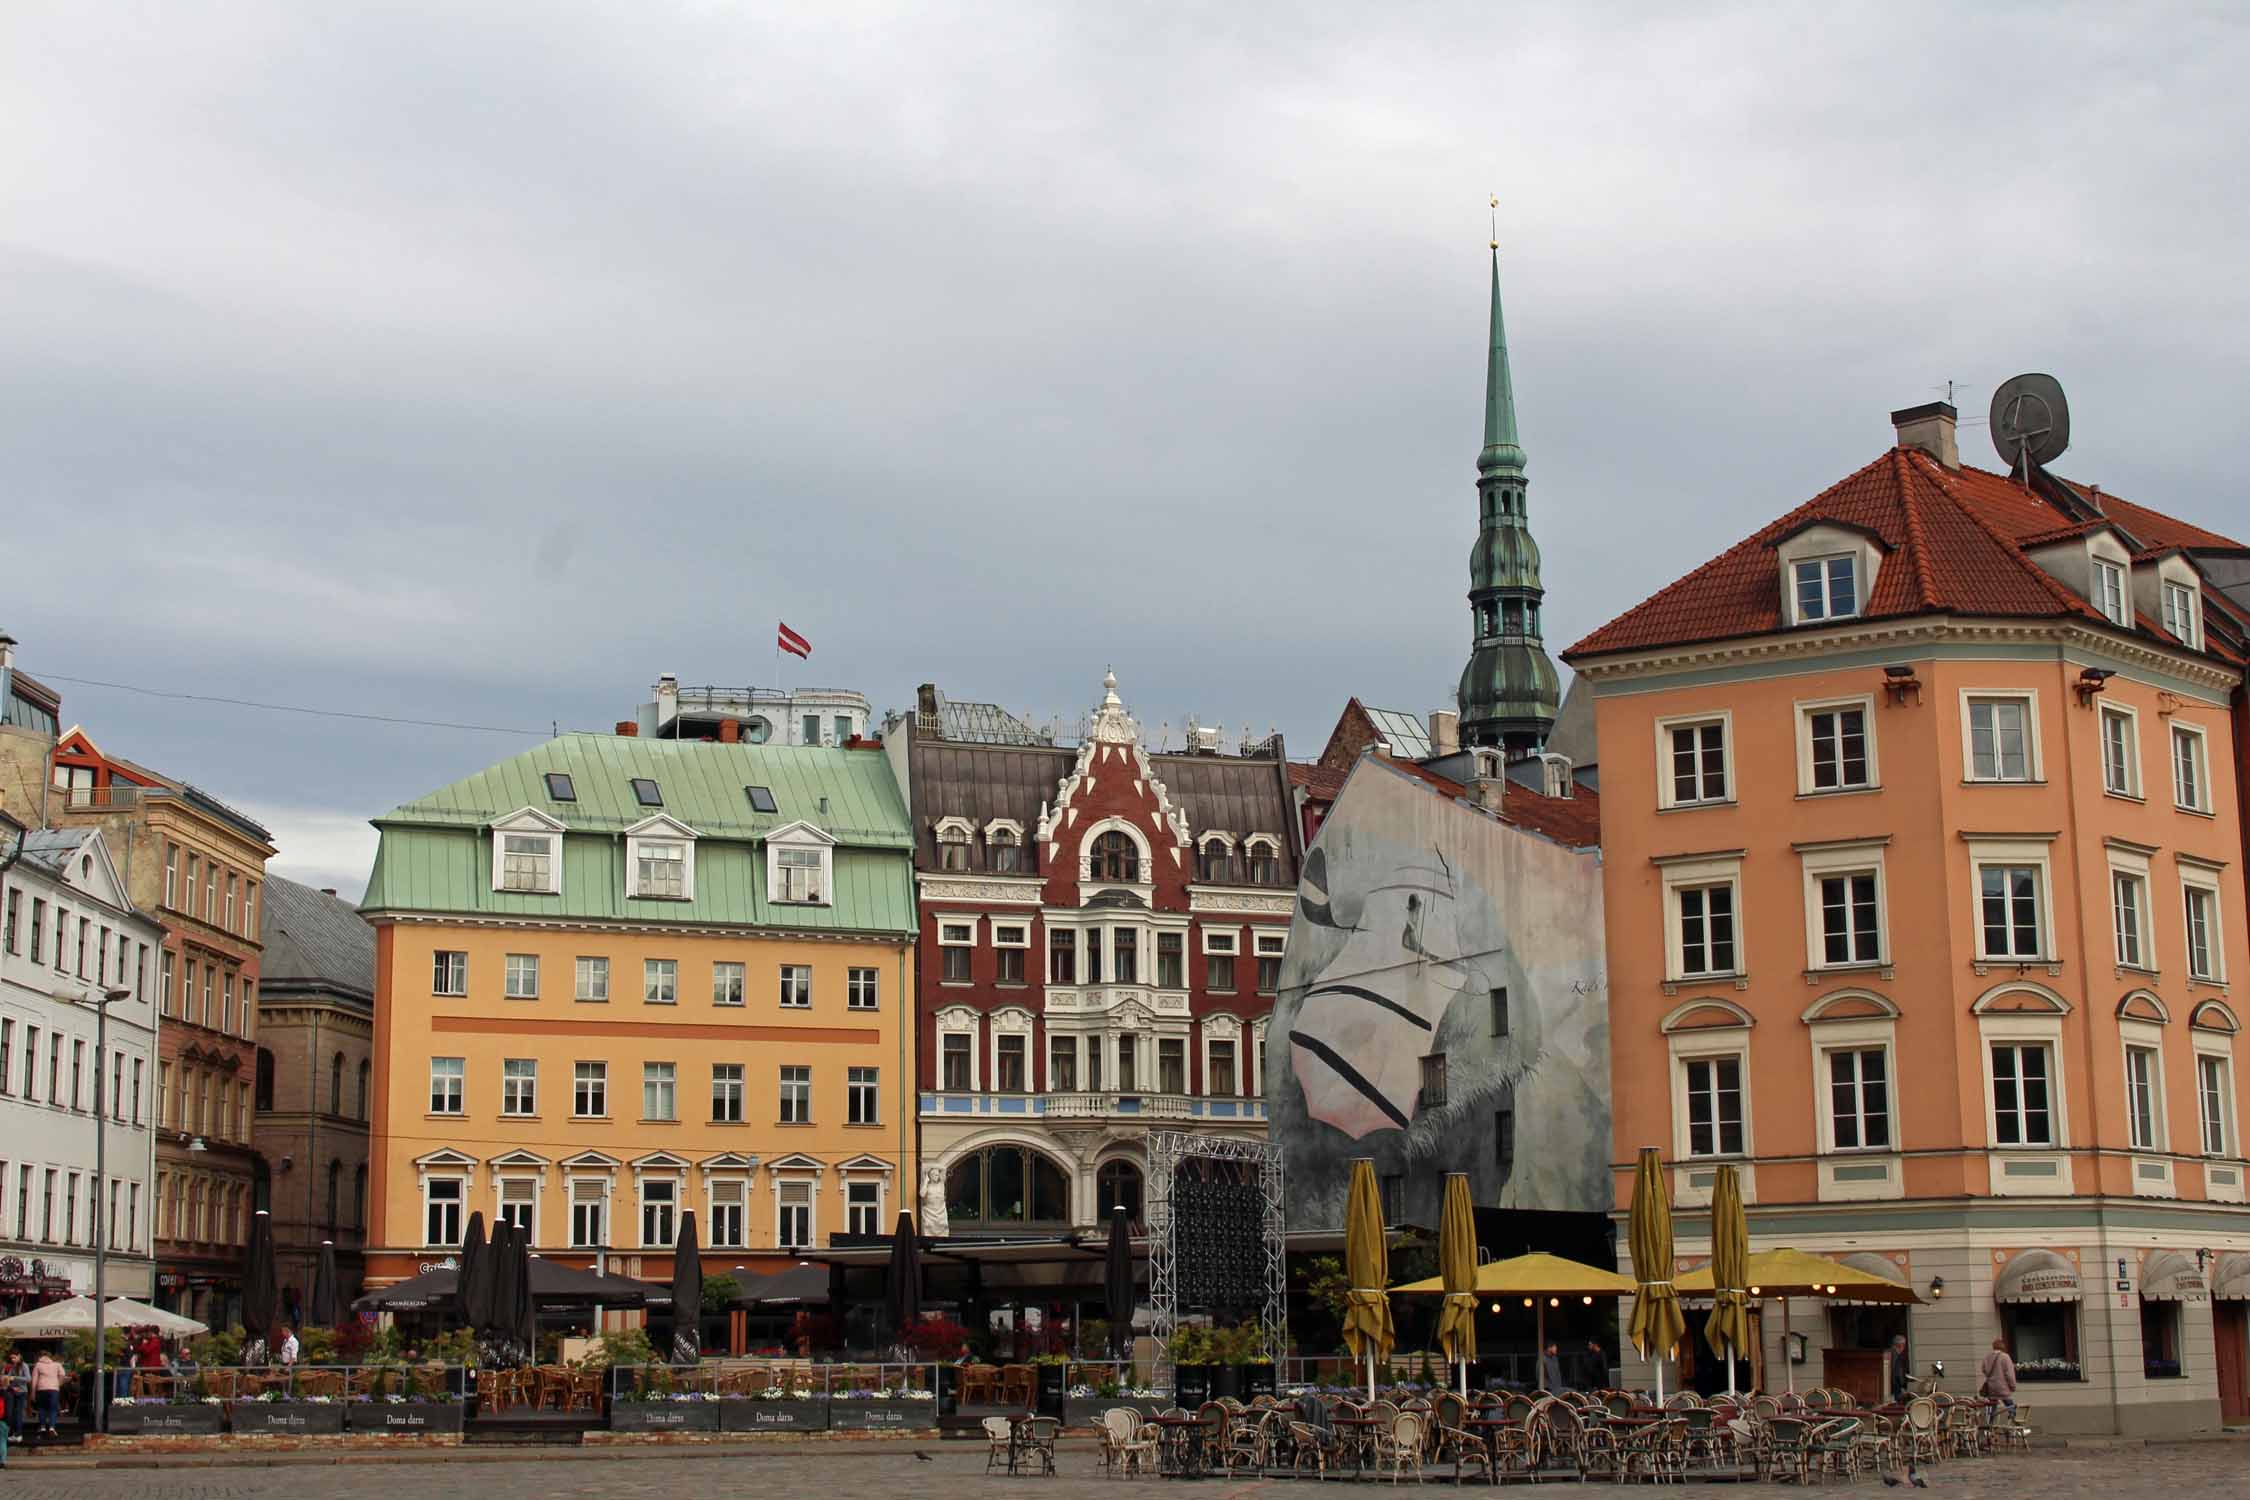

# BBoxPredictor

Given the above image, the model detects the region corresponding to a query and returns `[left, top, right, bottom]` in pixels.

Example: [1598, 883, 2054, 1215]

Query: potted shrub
[1168, 1325, 1217, 1406]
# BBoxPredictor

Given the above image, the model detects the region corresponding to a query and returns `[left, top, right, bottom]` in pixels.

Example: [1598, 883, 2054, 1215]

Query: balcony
[918, 1091, 1266, 1123]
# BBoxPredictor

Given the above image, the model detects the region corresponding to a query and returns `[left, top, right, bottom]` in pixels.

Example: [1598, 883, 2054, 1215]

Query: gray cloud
[4, 1, 2246, 898]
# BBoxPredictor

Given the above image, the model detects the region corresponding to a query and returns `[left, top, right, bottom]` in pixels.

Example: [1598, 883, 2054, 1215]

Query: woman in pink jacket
[28, 1349, 65, 1437]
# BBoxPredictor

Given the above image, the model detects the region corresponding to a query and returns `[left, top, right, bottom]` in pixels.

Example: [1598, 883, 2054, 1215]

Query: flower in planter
[200, 1396, 225, 1406]
[113, 1397, 139, 1407]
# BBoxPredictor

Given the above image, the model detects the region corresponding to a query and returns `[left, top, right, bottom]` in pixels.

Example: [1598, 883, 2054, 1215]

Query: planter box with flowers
[228, 1395, 346, 1435]
[718, 1388, 828, 1433]
[826, 1388, 939, 1431]
[344, 1395, 469, 1434]
[609, 1392, 722, 1432]
[106, 1398, 226, 1436]
[2016, 1358, 2083, 1384]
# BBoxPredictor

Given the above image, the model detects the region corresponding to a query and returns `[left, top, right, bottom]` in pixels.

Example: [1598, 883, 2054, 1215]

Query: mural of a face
[1270, 779, 1608, 1230]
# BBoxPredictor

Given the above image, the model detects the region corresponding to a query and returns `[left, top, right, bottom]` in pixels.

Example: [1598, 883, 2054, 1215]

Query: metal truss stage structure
[1146, 1130, 1288, 1385]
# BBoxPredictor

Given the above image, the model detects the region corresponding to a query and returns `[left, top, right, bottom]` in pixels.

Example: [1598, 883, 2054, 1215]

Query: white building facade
[635, 675, 873, 747]
[0, 823, 161, 1301]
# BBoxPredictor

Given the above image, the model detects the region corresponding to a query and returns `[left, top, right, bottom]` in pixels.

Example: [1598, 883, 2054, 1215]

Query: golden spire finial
[1489, 195, 1499, 251]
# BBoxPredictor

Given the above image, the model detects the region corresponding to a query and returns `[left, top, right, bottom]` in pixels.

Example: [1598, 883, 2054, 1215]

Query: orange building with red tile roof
[1566, 400, 2250, 1434]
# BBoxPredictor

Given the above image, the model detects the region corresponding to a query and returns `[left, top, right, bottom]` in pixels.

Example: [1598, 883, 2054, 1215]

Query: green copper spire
[1459, 244, 1560, 756]
[1480, 250, 1526, 473]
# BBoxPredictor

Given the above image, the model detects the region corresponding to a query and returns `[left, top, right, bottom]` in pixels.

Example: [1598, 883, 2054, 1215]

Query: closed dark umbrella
[241, 1210, 279, 1358]
[455, 1212, 490, 1333]
[487, 1220, 521, 1352]
[886, 1209, 920, 1341]
[309, 1240, 340, 1328]
[1104, 1204, 1133, 1360]
[507, 1230, 536, 1365]
[670, 1211, 703, 1365]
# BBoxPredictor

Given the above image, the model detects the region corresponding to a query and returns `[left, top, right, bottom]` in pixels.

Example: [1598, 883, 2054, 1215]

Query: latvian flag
[777, 621, 812, 659]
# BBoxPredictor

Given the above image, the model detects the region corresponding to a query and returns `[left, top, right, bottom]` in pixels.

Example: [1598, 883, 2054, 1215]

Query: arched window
[325, 1160, 340, 1229]
[1091, 831, 1139, 883]
[330, 1052, 344, 1115]
[990, 830, 1024, 874]
[254, 1048, 275, 1112]
[356, 1060, 371, 1120]
[944, 1146, 1072, 1227]
[1097, 1160, 1144, 1224]
[1198, 838, 1231, 883]
[937, 825, 971, 871]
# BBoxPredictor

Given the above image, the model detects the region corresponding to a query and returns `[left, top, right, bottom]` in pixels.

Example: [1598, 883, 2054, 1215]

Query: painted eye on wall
[1299, 846, 1338, 928]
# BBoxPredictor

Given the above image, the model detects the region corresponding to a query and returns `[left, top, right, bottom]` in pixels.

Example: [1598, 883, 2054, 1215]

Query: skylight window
[630, 777, 663, 808]
[745, 785, 778, 814]
[544, 772, 576, 802]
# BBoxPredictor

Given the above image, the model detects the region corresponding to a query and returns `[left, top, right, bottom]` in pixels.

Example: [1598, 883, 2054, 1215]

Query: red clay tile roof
[1368, 755, 1602, 849]
[1565, 447, 2242, 661]
[1289, 761, 1350, 800]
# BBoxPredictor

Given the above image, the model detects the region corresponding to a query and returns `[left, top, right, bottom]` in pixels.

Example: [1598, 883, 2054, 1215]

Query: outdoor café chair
[1900, 1396, 1944, 1466]
[1990, 1404, 2031, 1453]
[983, 1416, 1015, 1474]
[1761, 1417, 1813, 1485]
[1287, 1420, 1336, 1478]
[1102, 1407, 1158, 1476]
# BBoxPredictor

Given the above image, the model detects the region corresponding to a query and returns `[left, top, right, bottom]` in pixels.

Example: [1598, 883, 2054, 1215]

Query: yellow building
[361, 731, 917, 1304]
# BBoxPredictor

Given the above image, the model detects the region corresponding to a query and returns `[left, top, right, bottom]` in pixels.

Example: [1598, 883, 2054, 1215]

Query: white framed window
[778, 964, 812, 1008]
[1677, 883, 1737, 976]
[987, 819, 1026, 873]
[504, 952, 540, 999]
[846, 1179, 882, 1236]
[495, 825, 561, 894]
[639, 1176, 678, 1247]
[776, 1178, 813, 1249]
[847, 967, 878, 1010]
[573, 1061, 608, 1117]
[993, 922, 1029, 984]
[568, 1175, 609, 1248]
[2196, 1051, 2234, 1157]
[1827, 1046, 1891, 1151]
[2092, 556, 2128, 625]
[423, 1177, 464, 1246]
[497, 1177, 537, 1239]
[1245, 834, 1283, 885]
[2162, 579, 2201, 649]
[1970, 839, 2053, 961]
[642, 1062, 676, 1121]
[707, 1177, 746, 1247]
[429, 1057, 464, 1115]
[1963, 693, 2039, 782]
[1797, 697, 1875, 794]
[624, 815, 699, 900]
[2183, 866, 2226, 982]
[2100, 704, 2141, 797]
[2113, 868, 2151, 969]
[712, 961, 745, 1006]
[938, 920, 974, 984]
[644, 958, 678, 1004]
[1819, 872, 1881, 966]
[766, 822, 835, 905]
[1681, 1054, 1745, 1157]
[1792, 555, 1859, 622]
[1203, 926, 1240, 991]
[1990, 1042, 2056, 1146]
[1255, 928, 1287, 994]
[501, 1058, 537, 1117]
[937, 823, 972, 871]
[2125, 1041, 2164, 1151]
[992, 1010, 1032, 1091]
[432, 950, 468, 996]
[941, 1031, 974, 1091]
[779, 1065, 811, 1123]
[1656, 713, 1732, 808]
[575, 956, 609, 1002]
[711, 1063, 743, 1122]
[847, 1065, 879, 1125]
[2172, 723, 2211, 813]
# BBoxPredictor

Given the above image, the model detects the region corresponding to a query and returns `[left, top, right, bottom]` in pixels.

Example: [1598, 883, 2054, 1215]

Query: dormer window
[1793, 556, 1859, 623]
[2162, 580, 2201, 650]
[765, 821, 836, 906]
[623, 814, 698, 901]
[1092, 830, 1140, 882]
[1244, 835, 1282, 885]
[935, 818, 975, 872]
[987, 820, 1026, 873]
[777, 848, 821, 901]
[2092, 558, 2128, 626]
[1198, 836, 1234, 883]
[489, 809, 565, 896]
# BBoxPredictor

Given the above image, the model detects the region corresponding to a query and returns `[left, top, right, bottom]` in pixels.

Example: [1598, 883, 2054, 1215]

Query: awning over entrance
[1993, 1248, 2081, 1303]
[2139, 1250, 2208, 1302]
[2213, 1252, 2250, 1302]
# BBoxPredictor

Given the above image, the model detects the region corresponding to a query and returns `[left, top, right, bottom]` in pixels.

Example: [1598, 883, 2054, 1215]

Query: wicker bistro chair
[1900, 1397, 1945, 1467]
[1802, 1417, 1860, 1482]
[1990, 1404, 2032, 1454]
[1288, 1421, 1336, 1478]
[1221, 1409, 1276, 1474]
[1103, 1407, 1159, 1476]
[983, 1416, 1015, 1475]
[1374, 1411, 1426, 1484]
[1761, 1417, 1815, 1485]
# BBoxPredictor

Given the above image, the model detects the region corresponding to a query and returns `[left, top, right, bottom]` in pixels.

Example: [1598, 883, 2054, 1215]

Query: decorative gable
[1036, 671, 1193, 868]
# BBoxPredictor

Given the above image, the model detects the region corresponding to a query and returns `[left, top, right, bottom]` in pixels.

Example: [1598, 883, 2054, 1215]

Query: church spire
[1458, 238, 1560, 756]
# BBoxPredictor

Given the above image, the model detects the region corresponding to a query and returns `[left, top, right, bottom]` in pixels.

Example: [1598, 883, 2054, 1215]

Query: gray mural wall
[1268, 758, 1609, 1230]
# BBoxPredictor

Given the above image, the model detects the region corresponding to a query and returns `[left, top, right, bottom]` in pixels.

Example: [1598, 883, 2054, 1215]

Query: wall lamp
[2075, 667, 2115, 706]
[1928, 1275, 1946, 1300]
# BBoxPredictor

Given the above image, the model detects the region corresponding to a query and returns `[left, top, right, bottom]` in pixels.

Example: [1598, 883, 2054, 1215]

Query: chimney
[1891, 401, 1959, 470]
[614, 720, 639, 737]
[320, 888, 338, 897]
[1427, 710, 1459, 758]
[0, 630, 15, 671]
[718, 718, 740, 744]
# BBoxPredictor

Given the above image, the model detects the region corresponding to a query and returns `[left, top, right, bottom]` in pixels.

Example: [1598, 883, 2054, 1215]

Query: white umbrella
[0, 1296, 207, 1339]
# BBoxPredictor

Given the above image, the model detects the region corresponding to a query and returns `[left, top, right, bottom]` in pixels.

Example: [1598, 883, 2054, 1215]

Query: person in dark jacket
[1888, 1334, 1914, 1401]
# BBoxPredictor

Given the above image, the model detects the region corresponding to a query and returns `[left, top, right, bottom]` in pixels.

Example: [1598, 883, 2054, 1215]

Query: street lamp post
[74, 984, 135, 1435]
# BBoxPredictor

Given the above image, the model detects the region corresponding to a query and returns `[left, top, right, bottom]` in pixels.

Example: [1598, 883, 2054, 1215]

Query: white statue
[920, 1163, 949, 1238]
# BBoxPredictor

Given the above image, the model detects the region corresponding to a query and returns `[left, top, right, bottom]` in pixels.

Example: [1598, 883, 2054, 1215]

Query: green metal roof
[361, 733, 914, 935]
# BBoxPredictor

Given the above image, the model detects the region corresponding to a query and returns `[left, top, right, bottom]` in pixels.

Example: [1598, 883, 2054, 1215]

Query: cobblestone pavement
[3, 1442, 2248, 1498]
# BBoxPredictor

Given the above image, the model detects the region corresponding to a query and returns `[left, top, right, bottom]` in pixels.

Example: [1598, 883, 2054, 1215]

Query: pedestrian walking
[1979, 1337, 2018, 1424]
[1882, 1335, 1927, 1489]
[1539, 1340, 1564, 1393]
[29, 1349, 65, 1437]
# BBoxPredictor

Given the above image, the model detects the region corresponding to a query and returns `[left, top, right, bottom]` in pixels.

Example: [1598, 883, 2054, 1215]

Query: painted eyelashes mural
[1269, 776, 1609, 1229]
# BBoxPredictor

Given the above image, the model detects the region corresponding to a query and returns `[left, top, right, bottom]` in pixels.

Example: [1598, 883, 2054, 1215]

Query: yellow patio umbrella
[1342, 1158, 1394, 1398]
[1677, 1246, 1921, 1394]
[1434, 1173, 1478, 1394]
[1626, 1147, 1685, 1401]
[1398, 1250, 1637, 1388]
[1704, 1164, 1751, 1398]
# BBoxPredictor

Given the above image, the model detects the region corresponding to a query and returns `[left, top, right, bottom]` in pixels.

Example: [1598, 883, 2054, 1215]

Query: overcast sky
[5, 2, 2247, 898]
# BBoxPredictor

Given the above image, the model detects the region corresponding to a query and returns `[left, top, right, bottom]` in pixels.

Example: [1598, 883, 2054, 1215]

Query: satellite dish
[1989, 373, 2070, 473]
